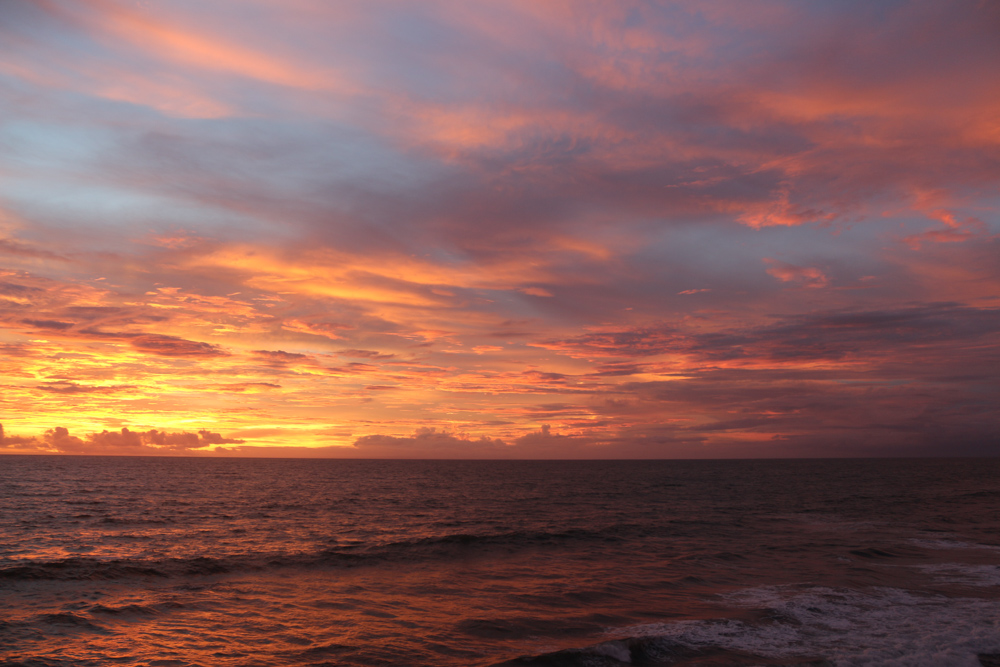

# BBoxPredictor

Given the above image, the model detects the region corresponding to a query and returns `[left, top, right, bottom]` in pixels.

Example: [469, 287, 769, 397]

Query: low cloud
[0, 424, 244, 454]
[0, 424, 36, 447]
[43, 426, 86, 451]
[353, 427, 508, 458]
[350, 425, 659, 459]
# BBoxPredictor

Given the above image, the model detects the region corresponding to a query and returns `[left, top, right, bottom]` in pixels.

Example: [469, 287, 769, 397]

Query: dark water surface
[1, 457, 999, 666]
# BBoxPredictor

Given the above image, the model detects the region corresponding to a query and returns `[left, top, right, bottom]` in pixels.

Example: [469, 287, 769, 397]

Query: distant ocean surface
[2, 457, 1000, 667]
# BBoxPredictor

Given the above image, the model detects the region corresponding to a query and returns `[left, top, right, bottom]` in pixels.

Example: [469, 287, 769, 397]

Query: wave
[496, 585, 1000, 667]
[0, 525, 642, 582]
[492, 636, 831, 666]
[0, 558, 174, 581]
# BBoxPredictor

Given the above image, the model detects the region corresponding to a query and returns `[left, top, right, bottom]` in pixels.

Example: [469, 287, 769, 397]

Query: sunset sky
[1, 0, 997, 457]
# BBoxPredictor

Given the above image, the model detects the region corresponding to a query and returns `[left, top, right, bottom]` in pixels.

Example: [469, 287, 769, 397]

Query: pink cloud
[763, 259, 829, 288]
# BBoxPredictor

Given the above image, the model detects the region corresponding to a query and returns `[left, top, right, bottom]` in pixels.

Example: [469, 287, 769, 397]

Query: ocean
[1, 456, 999, 666]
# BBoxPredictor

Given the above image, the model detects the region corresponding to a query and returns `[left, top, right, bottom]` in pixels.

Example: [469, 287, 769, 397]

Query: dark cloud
[253, 349, 307, 361]
[0, 281, 43, 297]
[532, 328, 680, 359]
[349, 424, 711, 459]
[86, 428, 145, 450]
[515, 302, 1000, 456]
[539, 303, 1000, 364]
[139, 429, 244, 449]
[0, 237, 65, 260]
[43, 426, 86, 452]
[193, 429, 244, 445]
[0, 424, 244, 454]
[20, 319, 75, 330]
[353, 428, 508, 458]
[339, 349, 396, 359]
[36, 382, 135, 394]
[691, 303, 1000, 363]
[212, 382, 281, 393]
[130, 334, 228, 357]
[251, 350, 316, 369]
[0, 342, 37, 357]
[88, 427, 245, 452]
[342, 362, 378, 373]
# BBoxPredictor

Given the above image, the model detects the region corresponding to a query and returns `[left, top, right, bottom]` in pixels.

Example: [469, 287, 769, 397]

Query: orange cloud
[84, 0, 342, 90]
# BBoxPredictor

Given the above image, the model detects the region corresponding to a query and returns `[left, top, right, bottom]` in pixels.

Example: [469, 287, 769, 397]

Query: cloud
[0, 0, 998, 458]
[130, 334, 228, 357]
[0, 423, 244, 454]
[349, 424, 711, 459]
[144, 428, 244, 448]
[0, 237, 66, 260]
[43, 426, 86, 452]
[735, 304, 1000, 361]
[281, 319, 352, 340]
[36, 381, 135, 394]
[251, 349, 319, 369]
[353, 427, 509, 458]
[531, 328, 680, 359]
[338, 348, 395, 359]
[519, 287, 554, 297]
[763, 258, 829, 288]
[540, 303, 1000, 365]
[85, 427, 244, 452]
[20, 318, 76, 330]
[902, 205, 988, 249]
[0, 280, 44, 304]
[512, 302, 1000, 455]
[253, 349, 307, 361]
[6, 0, 1000, 242]
[0, 423, 38, 448]
[210, 382, 282, 393]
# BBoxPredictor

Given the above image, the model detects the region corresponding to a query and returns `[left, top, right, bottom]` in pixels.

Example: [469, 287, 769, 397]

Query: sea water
[1, 457, 999, 666]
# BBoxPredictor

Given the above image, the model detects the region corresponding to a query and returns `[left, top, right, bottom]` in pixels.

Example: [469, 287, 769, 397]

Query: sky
[0, 0, 998, 458]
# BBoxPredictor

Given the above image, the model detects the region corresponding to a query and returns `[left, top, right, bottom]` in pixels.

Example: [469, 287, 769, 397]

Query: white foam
[918, 563, 1000, 587]
[589, 641, 632, 662]
[618, 585, 1000, 667]
[909, 538, 1000, 552]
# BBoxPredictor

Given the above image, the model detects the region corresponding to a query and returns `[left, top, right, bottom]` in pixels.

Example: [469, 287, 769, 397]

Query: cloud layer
[0, 0, 997, 457]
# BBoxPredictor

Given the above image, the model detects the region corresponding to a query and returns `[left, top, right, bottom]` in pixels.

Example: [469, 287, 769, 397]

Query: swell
[0, 524, 645, 582]
[490, 635, 832, 666]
